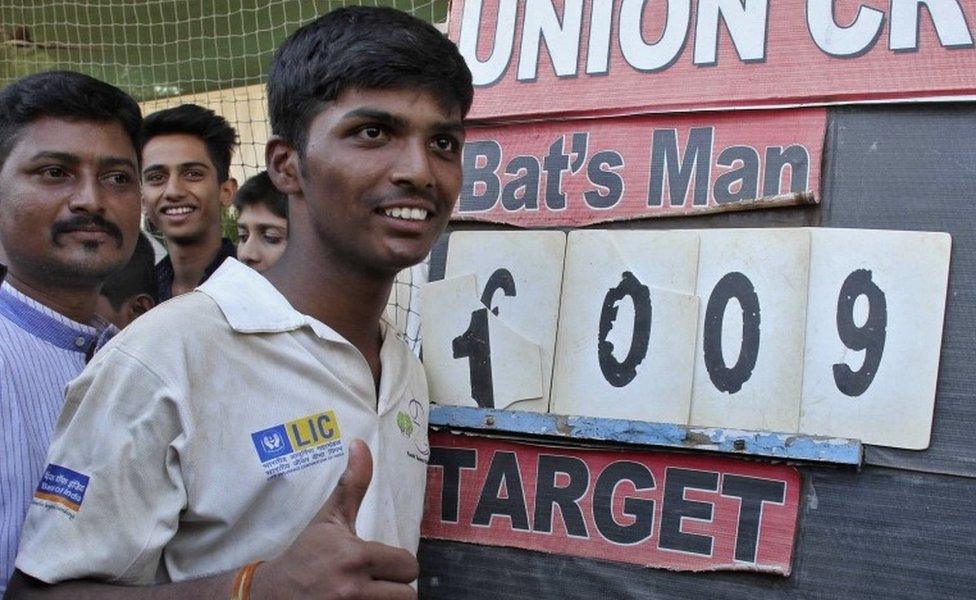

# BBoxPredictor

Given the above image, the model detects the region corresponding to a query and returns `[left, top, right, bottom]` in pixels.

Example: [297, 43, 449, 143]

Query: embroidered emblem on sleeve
[398, 399, 430, 464]
[32, 464, 90, 518]
[250, 410, 344, 479]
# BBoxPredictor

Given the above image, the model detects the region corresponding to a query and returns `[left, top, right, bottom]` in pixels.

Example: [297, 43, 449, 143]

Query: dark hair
[142, 104, 238, 182]
[99, 233, 158, 309]
[0, 71, 142, 168]
[267, 6, 473, 156]
[233, 171, 288, 220]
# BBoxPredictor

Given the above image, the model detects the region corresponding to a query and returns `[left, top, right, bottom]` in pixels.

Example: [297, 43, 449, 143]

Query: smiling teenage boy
[7, 6, 472, 600]
[140, 104, 238, 300]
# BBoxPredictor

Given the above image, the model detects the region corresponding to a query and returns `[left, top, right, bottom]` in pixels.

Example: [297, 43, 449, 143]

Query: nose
[162, 175, 187, 200]
[237, 237, 262, 269]
[67, 175, 106, 213]
[390, 139, 434, 190]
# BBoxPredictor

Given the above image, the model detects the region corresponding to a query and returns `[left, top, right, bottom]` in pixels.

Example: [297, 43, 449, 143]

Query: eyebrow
[98, 156, 137, 171]
[342, 108, 406, 130]
[341, 108, 465, 135]
[29, 151, 80, 165]
[29, 152, 136, 171]
[142, 161, 211, 175]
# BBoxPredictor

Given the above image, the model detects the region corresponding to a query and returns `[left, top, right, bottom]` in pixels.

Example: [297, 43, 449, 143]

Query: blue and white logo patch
[251, 424, 294, 463]
[250, 411, 344, 479]
[32, 464, 90, 518]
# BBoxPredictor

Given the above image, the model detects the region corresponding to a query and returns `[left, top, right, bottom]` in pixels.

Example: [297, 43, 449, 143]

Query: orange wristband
[230, 561, 263, 600]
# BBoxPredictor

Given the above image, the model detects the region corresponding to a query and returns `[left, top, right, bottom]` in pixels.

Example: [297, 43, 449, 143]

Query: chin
[52, 260, 127, 285]
[385, 248, 430, 271]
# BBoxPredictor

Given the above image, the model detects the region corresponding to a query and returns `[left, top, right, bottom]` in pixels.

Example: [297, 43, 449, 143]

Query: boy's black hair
[267, 6, 473, 158]
[99, 233, 158, 310]
[142, 104, 238, 182]
[233, 171, 288, 220]
[0, 70, 142, 168]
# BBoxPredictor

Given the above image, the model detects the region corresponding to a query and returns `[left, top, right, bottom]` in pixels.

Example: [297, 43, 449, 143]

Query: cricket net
[0, 0, 450, 351]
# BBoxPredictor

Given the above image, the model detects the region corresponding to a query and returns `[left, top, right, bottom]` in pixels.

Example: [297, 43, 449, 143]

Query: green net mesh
[0, 0, 449, 349]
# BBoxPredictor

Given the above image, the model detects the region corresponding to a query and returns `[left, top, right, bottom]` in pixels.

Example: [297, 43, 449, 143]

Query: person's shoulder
[0, 307, 41, 367]
[101, 291, 230, 357]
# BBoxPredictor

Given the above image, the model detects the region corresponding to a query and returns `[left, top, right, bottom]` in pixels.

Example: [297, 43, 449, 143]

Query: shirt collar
[157, 237, 237, 302]
[0, 281, 116, 354]
[197, 258, 354, 344]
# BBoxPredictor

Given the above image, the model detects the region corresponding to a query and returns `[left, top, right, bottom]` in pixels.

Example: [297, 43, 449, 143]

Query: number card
[690, 229, 811, 432]
[552, 231, 700, 423]
[799, 229, 951, 449]
[421, 274, 544, 410]
[444, 231, 567, 411]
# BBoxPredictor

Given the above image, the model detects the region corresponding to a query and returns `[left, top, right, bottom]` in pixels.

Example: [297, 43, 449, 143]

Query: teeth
[383, 207, 428, 221]
[162, 206, 194, 215]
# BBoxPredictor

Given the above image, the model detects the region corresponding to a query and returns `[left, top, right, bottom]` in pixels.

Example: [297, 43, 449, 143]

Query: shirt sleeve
[0, 357, 25, 595]
[15, 346, 187, 585]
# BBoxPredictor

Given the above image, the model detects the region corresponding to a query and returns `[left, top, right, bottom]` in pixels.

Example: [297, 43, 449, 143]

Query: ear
[265, 135, 303, 196]
[125, 293, 157, 323]
[219, 177, 238, 208]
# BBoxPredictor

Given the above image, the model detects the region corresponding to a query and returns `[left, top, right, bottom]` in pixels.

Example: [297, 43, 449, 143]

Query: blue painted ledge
[429, 405, 862, 467]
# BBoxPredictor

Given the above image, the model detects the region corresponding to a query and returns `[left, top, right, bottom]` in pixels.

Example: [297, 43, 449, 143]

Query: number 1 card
[421, 274, 544, 410]
[443, 231, 566, 411]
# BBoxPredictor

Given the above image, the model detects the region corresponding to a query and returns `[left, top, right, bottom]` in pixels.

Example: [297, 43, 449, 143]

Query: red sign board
[450, 0, 976, 122]
[454, 107, 825, 227]
[422, 432, 801, 574]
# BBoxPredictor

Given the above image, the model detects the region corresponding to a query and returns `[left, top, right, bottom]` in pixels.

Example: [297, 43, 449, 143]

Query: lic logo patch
[250, 411, 344, 479]
[252, 425, 293, 462]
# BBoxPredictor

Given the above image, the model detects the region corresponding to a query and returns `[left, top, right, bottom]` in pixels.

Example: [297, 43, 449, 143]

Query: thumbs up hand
[253, 439, 419, 599]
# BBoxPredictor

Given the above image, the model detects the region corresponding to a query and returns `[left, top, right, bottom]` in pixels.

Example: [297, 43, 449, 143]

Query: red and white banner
[451, 0, 976, 122]
[422, 432, 802, 574]
[454, 107, 825, 226]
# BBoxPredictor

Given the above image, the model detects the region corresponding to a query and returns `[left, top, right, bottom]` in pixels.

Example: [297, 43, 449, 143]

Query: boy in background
[234, 171, 288, 272]
[94, 233, 158, 329]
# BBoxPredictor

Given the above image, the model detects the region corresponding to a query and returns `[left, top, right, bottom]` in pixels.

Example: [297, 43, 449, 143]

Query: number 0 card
[689, 229, 811, 433]
[551, 230, 700, 423]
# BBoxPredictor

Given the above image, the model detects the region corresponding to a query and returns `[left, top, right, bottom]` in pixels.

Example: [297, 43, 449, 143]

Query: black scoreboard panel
[420, 103, 976, 598]
[420, 467, 976, 599]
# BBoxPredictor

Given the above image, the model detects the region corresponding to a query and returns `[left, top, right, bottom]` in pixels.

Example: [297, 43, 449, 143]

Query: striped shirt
[0, 281, 114, 594]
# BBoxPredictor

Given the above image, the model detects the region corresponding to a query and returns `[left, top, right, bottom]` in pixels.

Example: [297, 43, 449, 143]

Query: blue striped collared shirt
[0, 281, 114, 594]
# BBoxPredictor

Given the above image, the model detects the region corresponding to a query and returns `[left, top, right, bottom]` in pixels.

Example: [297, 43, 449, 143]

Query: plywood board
[454, 108, 825, 227]
[450, 1, 976, 121]
[423, 432, 801, 574]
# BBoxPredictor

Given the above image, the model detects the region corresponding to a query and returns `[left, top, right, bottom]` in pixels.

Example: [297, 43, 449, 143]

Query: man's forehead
[5, 116, 136, 163]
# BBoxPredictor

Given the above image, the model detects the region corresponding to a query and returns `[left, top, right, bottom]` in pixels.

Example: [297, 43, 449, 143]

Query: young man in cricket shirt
[7, 6, 472, 600]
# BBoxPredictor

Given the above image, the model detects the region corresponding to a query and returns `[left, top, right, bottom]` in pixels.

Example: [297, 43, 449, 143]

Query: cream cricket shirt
[15, 259, 432, 584]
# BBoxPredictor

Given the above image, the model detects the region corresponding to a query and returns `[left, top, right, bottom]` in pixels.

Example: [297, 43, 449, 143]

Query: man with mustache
[140, 104, 238, 300]
[7, 6, 471, 599]
[0, 71, 142, 596]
